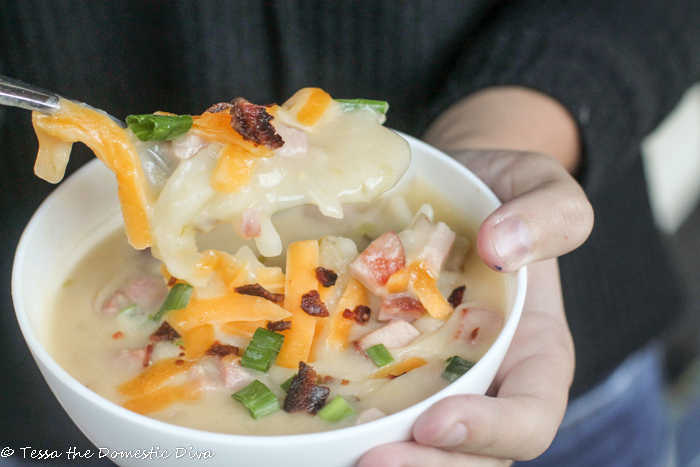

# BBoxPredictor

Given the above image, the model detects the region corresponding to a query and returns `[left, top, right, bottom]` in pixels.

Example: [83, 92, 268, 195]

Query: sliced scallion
[119, 304, 138, 316]
[153, 283, 193, 321]
[241, 328, 285, 372]
[126, 114, 193, 142]
[442, 356, 475, 382]
[281, 374, 297, 393]
[232, 380, 280, 419]
[318, 395, 355, 422]
[366, 344, 394, 367]
[335, 98, 389, 115]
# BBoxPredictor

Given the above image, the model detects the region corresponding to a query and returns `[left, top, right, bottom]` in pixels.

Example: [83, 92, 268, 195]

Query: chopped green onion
[153, 283, 193, 321]
[241, 328, 285, 372]
[366, 344, 394, 367]
[119, 304, 138, 316]
[335, 98, 389, 115]
[281, 374, 297, 393]
[232, 380, 280, 419]
[318, 395, 355, 422]
[442, 356, 476, 382]
[125, 114, 193, 142]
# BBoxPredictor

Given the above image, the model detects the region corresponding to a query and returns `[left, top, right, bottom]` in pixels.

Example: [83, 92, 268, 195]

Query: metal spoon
[0, 75, 60, 114]
[0, 74, 127, 128]
[0, 75, 183, 185]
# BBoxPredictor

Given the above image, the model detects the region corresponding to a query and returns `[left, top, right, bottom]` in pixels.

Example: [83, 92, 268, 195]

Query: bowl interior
[12, 134, 525, 466]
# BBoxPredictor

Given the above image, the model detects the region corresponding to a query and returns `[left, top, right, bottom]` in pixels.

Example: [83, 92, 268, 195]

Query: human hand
[358, 149, 590, 466]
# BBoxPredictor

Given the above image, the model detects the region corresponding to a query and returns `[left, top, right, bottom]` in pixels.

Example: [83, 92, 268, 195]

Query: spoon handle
[0, 75, 60, 114]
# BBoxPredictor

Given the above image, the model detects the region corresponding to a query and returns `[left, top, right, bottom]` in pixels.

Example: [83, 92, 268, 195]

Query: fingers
[409, 260, 573, 461]
[358, 442, 512, 467]
[453, 150, 594, 272]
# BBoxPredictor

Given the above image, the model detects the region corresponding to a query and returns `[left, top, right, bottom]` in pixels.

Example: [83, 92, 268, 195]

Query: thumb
[453, 150, 594, 272]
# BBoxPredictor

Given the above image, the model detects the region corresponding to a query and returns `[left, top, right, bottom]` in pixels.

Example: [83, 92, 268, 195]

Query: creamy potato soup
[34, 88, 507, 435]
[50, 183, 507, 435]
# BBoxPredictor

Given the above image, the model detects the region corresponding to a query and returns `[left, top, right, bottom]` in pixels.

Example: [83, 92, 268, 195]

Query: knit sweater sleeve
[423, 0, 700, 192]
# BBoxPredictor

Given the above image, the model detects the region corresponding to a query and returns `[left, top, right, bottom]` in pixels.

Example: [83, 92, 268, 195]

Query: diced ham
[219, 356, 254, 391]
[101, 276, 167, 315]
[236, 207, 263, 238]
[357, 320, 421, 350]
[101, 290, 130, 314]
[124, 277, 168, 313]
[420, 222, 456, 274]
[350, 231, 405, 296]
[274, 123, 309, 157]
[400, 214, 456, 275]
[454, 304, 504, 351]
[191, 360, 220, 391]
[378, 293, 426, 322]
[355, 407, 386, 425]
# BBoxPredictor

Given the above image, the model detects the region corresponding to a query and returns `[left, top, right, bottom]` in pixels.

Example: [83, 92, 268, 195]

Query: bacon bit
[234, 283, 285, 303]
[204, 340, 240, 358]
[143, 343, 155, 368]
[448, 285, 466, 308]
[470, 327, 481, 343]
[283, 362, 330, 414]
[149, 321, 181, 343]
[205, 102, 234, 113]
[178, 352, 186, 358]
[300, 290, 329, 317]
[167, 275, 178, 287]
[230, 98, 284, 149]
[175, 359, 185, 365]
[342, 305, 371, 325]
[112, 331, 125, 339]
[323, 375, 335, 384]
[315, 267, 338, 287]
[267, 320, 292, 332]
[341, 379, 350, 385]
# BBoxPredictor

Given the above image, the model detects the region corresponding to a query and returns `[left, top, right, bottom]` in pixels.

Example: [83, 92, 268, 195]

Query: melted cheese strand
[33, 100, 154, 249]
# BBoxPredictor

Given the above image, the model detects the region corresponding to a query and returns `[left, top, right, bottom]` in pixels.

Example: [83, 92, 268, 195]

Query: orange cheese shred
[194, 250, 250, 291]
[371, 357, 428, 379]
[386, 268, 410, 294]
[296, 88, 333, 126]
[325, 278, 368, 352]
[122, 383, 201, 415]
[276, 240, 321, 368]
[32, 100, 153, 249]
[408, 261, 453, 320]
[117, 358, 194, 399]
[220, 320, 267, 338]
[210, 143, 258, 193]
[168, 290, 292, 333]
[181, 324, 216, 360]
[255, 267, 286, 294]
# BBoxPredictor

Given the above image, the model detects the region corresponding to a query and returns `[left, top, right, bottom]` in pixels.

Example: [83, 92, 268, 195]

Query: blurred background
[642, 83, 700, 467]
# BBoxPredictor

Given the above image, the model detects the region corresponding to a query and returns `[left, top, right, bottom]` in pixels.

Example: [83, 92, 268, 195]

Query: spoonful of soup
[2, 76, 411, 291]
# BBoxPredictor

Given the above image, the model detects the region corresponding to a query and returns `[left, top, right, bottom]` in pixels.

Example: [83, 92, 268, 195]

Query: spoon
[0, 74, 126, 128]
[0, 74, 186, 185]
[0, 75, 60, 114]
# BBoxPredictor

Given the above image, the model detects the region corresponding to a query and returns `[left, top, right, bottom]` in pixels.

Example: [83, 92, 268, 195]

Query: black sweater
[2, 0, 700, 457]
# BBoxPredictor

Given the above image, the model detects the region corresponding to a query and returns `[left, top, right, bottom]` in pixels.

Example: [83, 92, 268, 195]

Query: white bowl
[12, 134, 526, 467]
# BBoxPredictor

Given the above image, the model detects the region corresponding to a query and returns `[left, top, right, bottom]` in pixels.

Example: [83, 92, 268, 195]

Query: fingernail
[492, 217, 531, 267]
[431, 422, 468, 447]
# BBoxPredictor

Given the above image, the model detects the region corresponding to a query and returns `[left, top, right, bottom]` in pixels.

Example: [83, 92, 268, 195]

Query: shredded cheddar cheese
[32, 100, 154, 249]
